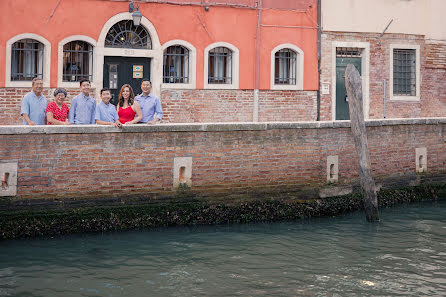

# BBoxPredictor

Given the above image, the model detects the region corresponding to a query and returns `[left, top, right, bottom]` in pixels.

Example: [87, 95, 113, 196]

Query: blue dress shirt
[68, 93, 96, 124]
[95, 101, 119, 123]
[134, 93, 163, 123]
[20, 91, 48, 125]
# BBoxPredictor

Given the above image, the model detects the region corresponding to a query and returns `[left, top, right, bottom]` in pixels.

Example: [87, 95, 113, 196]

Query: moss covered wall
[1, 185, 445, 240]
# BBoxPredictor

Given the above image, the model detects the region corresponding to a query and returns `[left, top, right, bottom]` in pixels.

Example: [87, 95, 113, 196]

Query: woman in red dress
[46, 88, 71, 125]
[117, 84, 142, 124]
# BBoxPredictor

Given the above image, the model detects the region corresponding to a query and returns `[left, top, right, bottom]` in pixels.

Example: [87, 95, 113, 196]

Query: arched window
[275, 48, 297, 85]
[163, 45, 189, 84]
[11, 39, 44, 81]
[63, 41, 93, 82]
[105, 20, 152, 49]
[208, 47, 232, 84]
[270, 44, 304, 90]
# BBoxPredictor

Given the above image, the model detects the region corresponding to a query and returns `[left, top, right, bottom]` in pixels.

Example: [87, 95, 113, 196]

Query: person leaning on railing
[135, 79, 163, 124]
[68, 79, 96, 124]
[20, 77, 47, 125]
[46, 88, 71, 125]
[95, 88, 122, 127]
[117, 84, 142, 125]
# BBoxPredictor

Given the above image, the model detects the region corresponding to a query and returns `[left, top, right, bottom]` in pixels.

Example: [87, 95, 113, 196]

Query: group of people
[21, 77, 163, 126]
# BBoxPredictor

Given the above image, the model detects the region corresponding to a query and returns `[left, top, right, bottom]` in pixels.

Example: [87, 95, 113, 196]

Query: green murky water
[1, 200, 445, 296]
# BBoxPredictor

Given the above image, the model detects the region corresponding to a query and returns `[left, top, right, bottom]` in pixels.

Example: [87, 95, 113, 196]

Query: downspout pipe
[317, 0, 321, 121]
[253, 0, 262, 122]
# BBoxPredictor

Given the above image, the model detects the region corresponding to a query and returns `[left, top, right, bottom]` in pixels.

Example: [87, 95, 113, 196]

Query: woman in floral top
[46, 88, 71, 125]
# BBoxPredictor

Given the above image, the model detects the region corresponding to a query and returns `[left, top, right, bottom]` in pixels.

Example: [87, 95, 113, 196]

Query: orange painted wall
[0, 0, 318, 90]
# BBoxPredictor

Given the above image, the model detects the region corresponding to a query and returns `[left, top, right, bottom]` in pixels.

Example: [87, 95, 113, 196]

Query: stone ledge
[0, 118, 445, 135]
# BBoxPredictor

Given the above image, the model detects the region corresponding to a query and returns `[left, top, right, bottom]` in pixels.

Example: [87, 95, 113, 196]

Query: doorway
[103, 57, 151, 106]
[335, 48, 362, 120]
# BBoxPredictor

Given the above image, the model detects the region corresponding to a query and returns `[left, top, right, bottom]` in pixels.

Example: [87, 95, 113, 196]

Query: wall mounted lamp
[129, 1, 142, 26]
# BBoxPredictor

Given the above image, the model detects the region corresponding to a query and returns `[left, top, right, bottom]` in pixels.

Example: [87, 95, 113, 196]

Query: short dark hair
[141, 78, 151, 85]
[32, 77, 43, 86]
[100, 88, 111, 95]
[79, 79, 90, 86]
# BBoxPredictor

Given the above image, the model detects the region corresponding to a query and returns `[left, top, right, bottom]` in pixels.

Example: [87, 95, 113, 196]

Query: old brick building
[320, 0, 446, 120]
[2, 0, 445, 125]
[0, 0, 319, 125]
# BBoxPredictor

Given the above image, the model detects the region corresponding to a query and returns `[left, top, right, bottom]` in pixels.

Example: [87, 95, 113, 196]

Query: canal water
[0, 200, 445, 297]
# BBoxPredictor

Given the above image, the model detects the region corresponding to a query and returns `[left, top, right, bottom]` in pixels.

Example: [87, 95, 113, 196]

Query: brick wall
[160, 89, 317, 123]
[160, 89, 255, 123]
[0, 88, 318, 125]
[320, 32, 446, 120]
[258, 91, 317, 122]
[426, 43, 446, 69]
[422, 42, 446, 117]
[0, 88, 89, 125]
[0, 88, 317, 125]
[1, 119, 445, 201]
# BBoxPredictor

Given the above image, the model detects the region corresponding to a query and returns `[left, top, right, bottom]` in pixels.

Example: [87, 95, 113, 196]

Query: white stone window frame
[161, 40, 196, 89]
[58, 35, 97, 89]
[331, 41, 370, 121]
[270, 43, 304, 90]
[95, 12, 162, 99]
[5, 33, 51, 88]
[204, 42, 239, 90]
[389, 44, 420, 102]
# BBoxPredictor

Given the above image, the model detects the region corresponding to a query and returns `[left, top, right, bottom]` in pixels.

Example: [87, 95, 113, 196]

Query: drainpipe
[253, 0, 262, 122]
[316, 0, 321, 121]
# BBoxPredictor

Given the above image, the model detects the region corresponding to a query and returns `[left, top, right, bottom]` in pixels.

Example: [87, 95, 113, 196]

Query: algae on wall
[0, 185, 444, 240]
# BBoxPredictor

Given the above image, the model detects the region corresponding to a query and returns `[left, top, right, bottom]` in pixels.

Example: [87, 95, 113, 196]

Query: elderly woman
[46, 88, 71, 125]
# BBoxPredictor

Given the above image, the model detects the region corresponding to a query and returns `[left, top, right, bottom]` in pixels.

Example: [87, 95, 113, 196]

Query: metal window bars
[336, 47, 361, 58]
[163, 45, 189, 84]
[11, 39, 44, 81]
[63, 41, 93, 82]
[208, 47, 232, 84]
[274, 49, 297, 85]
[393, 49, 416, 96]
[105, 20, 152, 49]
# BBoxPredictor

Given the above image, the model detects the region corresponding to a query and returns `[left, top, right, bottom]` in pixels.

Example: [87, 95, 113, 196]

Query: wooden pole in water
[345, 64, 380, 222]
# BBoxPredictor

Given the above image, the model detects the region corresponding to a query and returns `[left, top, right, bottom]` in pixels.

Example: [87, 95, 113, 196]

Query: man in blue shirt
[95, 88, 121, 127]
[20, 77, 47, 125]
[68, 79, 96, 124]
[135, 79, 163, 124]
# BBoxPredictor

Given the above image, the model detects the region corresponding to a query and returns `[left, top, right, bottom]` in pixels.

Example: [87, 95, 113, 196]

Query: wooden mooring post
[345, 64, 380, 222]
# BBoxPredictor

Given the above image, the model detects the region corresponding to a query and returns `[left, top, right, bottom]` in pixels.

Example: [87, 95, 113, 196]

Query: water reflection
[0, 200, 445, 296]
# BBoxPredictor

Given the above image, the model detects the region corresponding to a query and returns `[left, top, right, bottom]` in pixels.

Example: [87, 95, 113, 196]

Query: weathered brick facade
[423, 42, 446, 117]
[0, 89, 318, 125]
[1, 120, 445, 202]
[320, 32, 446, 121]
[161, 89, 256, 123]
[161, 89, 317, 123]
[0, 88, 83, 125]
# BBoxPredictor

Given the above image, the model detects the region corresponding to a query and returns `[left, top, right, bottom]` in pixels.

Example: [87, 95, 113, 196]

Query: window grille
[393, 49, 416, 96]
[163, 46, 189, 83]
[336, 47, 361, 57]
[63, 41, 93, 82]
[274, 49, 297, 85]
[11, 39, 44, 81]
[105, 20, 152, 49]
[208, 47, 232, 84]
